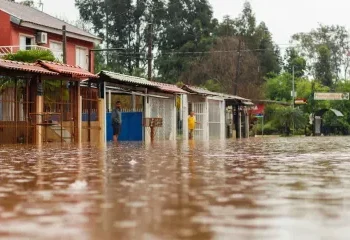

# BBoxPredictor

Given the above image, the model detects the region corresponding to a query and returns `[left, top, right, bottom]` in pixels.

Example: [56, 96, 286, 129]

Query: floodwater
[0, 137, 350, 240]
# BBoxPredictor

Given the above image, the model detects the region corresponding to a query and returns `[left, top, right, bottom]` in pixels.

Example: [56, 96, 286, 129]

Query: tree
[315, 45, 333, 87]
[76, 0, 166, 75]
[284, 47, 307, 78]
[272, 106, 307, 136]
[292, 24, 350, 80]
[155, 0, 215, 83]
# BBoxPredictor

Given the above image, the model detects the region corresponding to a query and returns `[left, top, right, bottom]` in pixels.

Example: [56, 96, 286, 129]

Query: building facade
[0, 0, 101, 71]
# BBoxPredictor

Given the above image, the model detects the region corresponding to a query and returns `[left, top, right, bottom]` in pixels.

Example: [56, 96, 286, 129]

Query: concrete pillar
[238, 110, 242, 139]
[182, 94, 188, 140]
[132, 94, 136, 111]
[75, 82, 82, 144]
[204, 97, 209, 141]
[245, 112, 250, 138]
[220, 100, 225, 140]
[144, 90, 151, 143]
[77, 96, 82, 143]
[108, 90, 112, 112]
[98, 98, 106, 145]
[171, 96, 177, 141]
[35, 78, 43, 145]
[35, 95, 43, 145]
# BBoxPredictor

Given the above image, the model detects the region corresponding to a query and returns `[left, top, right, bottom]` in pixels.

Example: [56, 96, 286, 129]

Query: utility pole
[105, 0, 109, 65]
[62, 25, 67, 64]
[147, 22, 153, 81]
[292, 65, 295, 108]
[233, 38, 242, 139]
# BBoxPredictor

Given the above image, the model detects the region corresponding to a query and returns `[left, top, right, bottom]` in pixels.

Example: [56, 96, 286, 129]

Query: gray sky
[40, 0, 350, 50]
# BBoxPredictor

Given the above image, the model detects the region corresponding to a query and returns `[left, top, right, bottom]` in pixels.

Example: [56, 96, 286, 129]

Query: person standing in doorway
[111, 101, 122, 142]
[188, 111, 199, 140]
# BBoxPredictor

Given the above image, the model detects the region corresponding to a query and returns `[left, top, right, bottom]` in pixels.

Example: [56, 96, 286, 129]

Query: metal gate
[81, 85, 99, 142]
[209, 100, 221, 139]
[0, 80, 35, 144]
[192, 102, 205, 140]
[149, 97, 175, 141]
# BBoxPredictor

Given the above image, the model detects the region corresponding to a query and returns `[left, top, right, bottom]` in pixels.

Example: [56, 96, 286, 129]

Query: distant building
[0, 0, 101, 71]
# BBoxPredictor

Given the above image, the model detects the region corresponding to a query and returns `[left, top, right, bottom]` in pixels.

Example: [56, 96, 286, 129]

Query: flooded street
[0, 137, 350, 240]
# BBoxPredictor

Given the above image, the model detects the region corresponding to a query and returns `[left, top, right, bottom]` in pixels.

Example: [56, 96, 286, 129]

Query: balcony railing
[0, 45, 63, 61]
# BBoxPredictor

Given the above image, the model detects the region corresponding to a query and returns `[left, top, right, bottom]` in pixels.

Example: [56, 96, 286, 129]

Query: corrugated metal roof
[182, 85, 218, 96]
[39, 61, 98, 79]
[100, 71, 187, 94]
[101, 71, 155, 87]
[0, 59, 58, 75]
[0, 0, 100, 41]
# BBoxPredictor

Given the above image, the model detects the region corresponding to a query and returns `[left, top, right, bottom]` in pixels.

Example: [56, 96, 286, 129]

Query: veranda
[0, 59, 98, 145]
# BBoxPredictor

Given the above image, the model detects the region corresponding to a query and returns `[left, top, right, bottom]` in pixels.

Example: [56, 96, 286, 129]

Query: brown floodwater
[0, 137, 350, 240]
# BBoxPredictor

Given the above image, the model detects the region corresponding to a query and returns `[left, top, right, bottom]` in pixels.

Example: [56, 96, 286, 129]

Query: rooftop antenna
[38, 0, 43, 11]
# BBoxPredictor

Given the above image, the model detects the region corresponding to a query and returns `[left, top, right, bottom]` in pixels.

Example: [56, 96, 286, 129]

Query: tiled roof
[0, 59, 96, 79]
[0, 59, 58, 76]
[38, 61, 98, 79]
[0, 0, 100, 42]
[99, 71, 187, 94]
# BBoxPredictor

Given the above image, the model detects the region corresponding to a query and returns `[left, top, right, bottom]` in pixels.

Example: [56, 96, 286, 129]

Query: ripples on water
[0, 137, 350, 239]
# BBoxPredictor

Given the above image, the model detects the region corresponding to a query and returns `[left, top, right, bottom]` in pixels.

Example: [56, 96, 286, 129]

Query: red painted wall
[0, 10, 95, 72]
[0, 10, 11, 46]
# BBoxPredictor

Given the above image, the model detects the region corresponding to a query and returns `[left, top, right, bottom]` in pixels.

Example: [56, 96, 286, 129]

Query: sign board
[314, 92, 349, 100]
[291, 91, 297, 97]
[295, 98, 307, 105]
[255, 114, 264, 118]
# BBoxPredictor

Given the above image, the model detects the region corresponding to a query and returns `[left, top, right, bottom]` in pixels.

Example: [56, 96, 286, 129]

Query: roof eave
[20, 22, 102, 44]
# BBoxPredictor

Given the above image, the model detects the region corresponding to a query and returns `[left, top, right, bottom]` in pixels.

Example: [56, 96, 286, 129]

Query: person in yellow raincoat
[188, 111, 200, 139]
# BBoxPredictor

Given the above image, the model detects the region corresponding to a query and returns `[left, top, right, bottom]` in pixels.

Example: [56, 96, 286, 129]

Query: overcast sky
[40, 0, 350, 50]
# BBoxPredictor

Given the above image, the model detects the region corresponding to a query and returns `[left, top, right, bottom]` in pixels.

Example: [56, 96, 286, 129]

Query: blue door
[106, 112, 143, 141]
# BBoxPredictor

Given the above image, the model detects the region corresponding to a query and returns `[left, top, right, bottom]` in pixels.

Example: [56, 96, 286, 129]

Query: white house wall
[148, 93, 176, 141]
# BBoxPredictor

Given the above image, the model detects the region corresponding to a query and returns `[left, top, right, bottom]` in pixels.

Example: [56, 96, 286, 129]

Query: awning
[330, 108, 344, 117]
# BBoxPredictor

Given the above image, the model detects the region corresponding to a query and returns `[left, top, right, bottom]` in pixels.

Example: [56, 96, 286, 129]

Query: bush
[253, 121, 278, 135]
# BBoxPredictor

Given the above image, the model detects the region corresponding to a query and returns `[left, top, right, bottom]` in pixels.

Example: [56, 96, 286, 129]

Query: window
[19, 35, 34, 50]
[49, 41, 63, 62]
[76, 46, 88, 70]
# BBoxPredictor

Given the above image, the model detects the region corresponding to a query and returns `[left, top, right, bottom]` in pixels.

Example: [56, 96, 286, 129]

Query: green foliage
[284, 47, 306, 78]
[272, 106, 308, 136]
[264, 73, 293, 101]
[315, 45, 333, 87]
[200, 79, 222, 92]
[3, 49, 55, 62]
[292, 24, 350, 80]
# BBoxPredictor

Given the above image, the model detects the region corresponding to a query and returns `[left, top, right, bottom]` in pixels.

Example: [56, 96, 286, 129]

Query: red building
[0, 0, 101, 71]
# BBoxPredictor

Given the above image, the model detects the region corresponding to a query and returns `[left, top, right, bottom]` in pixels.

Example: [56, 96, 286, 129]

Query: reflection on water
[0, 137, 350, 239]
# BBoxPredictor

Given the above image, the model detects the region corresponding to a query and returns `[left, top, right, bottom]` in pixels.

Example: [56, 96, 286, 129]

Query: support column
[238, 110, 242, 139]
[108, 90, 112, 112]
[75, 81, 82, 144]
[182, 94, 188, 140]
[245, 112, 250, 138]
[98, 98, 106, 145]
[144, 89, 151, 143]
[220, 100, 226, 140]
[35, 77, 44, 145]
[98, 81, 106, 145]
[204, 97, 209, 141]
[171, 95, 177, 141]
[132, 94, 136, 111]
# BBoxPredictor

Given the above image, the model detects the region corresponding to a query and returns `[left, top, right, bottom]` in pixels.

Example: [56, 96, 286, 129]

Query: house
[0, 0, 101, 71]
[0, 59, 99, 145]
[97, 71, 188, 143]
[181, 85, 254, 140]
